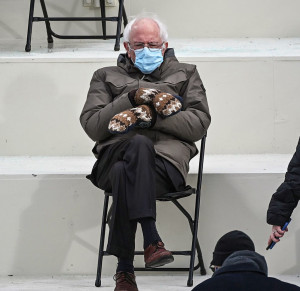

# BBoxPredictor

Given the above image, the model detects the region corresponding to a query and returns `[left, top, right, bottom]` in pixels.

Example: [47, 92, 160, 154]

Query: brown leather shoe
[144, 241, 174, 268]
[114, 272, 138, 291]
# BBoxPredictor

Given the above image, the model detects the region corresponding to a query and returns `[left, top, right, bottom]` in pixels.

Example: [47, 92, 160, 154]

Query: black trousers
[89, 135, 185, 259]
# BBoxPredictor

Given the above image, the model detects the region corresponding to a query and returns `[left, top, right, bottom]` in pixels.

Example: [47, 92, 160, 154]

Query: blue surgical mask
[133, 47, 164, 74]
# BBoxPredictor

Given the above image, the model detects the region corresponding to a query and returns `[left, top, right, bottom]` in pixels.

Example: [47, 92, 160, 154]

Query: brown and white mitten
[153, 93, 183, 117]
[128, 88, 161, 106]
[108, 105, 154, 134]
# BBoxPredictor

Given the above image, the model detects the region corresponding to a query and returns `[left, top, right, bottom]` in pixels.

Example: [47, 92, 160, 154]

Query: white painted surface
[0, 39, 300, 156]
[1, 0, 300, 39]
[0, 40, 298, 276]
[0, 275, 299, 290]
[190, 154, 292, 174]
[2, 38, 300, 61]
[1, 171, 300, 276]
[0, 156, 96, 175]
[0, 154, 293, 175]
[0, 1, 299, 280]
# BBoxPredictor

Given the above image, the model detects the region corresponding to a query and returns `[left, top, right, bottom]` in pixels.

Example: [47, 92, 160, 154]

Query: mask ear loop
[155, 42, 166, 55]
[127, 43, 137, 64]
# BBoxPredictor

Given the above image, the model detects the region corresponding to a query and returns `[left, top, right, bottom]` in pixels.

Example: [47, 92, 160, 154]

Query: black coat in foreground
[267, 137, 300, 226]
[192, 250, 300, 291]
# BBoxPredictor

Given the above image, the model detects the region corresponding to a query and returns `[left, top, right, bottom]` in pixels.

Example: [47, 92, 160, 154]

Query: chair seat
[105, 186, 195, 201]
[157, 186, 195, 201]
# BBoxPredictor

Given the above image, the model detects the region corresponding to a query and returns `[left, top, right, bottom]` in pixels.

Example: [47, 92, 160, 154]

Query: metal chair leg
[187, 189, 201, 286]
[122, 3, 128, 27]
[114, 0, 124, 51]
[172, 199, 206, 285]
[195, 237, 206, 275]
[40, 0, 54, 49]
[95, 195, 110, 287]
[187, 136, 206, 286]
[25, 0, 36, 52]
[100, 0, 107, 39]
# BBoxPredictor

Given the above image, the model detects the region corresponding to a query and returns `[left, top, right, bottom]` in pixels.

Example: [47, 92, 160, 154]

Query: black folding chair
[25, 0, 128, 52]
[95, 135, 207, 287]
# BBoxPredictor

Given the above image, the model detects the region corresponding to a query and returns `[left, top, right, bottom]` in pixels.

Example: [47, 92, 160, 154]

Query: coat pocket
[161, 70, 187, 85]
[159, 70, 187, 95]
[106, 75, 137, 98]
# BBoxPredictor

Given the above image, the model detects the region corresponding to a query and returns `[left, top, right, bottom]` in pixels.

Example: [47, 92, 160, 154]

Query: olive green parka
[80, 48, 211, 180]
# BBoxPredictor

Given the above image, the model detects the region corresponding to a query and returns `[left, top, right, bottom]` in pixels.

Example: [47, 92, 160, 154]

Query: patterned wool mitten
[153, 93, 183, 117]
[128, 88, 161, 106]
[108, 105, 154, 134]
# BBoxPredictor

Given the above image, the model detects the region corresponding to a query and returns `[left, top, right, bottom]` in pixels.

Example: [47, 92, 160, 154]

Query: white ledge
[1, 38, 300, 62]
[190, 154, 291, 174]
[0, 154, 292, 176]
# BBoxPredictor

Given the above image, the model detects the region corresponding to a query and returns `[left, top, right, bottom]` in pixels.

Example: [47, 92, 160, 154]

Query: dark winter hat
[210, 230, 255, 267]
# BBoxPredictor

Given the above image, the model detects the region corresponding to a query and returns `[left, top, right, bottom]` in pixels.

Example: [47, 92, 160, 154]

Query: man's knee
[130, 134, 154, 150]
[110, 161, 126, 179]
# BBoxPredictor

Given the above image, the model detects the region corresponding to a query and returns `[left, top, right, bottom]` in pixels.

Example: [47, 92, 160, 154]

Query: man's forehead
[130, 19, 161, 41]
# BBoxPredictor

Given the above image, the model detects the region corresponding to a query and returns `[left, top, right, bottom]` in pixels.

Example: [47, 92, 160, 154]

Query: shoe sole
[145, 254, 174, 268]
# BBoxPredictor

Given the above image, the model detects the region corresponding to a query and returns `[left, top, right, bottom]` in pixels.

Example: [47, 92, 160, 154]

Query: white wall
[1, 173, 299, 276]
[1, 0, 300, 40]
[1, 59, 300, 156]
[1, 0, 300, 278]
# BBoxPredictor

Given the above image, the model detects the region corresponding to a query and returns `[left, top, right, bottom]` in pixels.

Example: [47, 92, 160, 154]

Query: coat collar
[213, 250, 268, 277]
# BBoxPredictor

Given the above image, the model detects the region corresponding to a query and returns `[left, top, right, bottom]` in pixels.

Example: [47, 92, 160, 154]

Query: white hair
[123, 13, 168, 43]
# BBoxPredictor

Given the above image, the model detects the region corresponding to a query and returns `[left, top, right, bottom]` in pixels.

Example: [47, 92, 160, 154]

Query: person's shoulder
[92, 65, 124, 80]
[268, 277, 300, 290]
[93, 65, 120, 75]
[191, 277, 227, 291]
[164, 49, 197, 75]
[191, 278, 213, 291]
[164, 59, 198, 82]
[295, 136, 300, 158]
[172, 59, 197, 74]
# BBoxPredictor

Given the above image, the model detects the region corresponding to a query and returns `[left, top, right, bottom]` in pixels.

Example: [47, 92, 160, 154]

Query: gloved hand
[153, 92, 183, 117]
[128, 88, 161, 106]
[128, 88, 183, 118]
[108, 105, 155, 134]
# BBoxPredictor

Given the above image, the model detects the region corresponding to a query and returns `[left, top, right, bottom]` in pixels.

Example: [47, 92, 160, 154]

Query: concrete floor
[0, 274, 300, 291]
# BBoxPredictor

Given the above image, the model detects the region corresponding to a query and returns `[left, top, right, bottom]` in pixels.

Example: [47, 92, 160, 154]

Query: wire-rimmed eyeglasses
[128, 42, 164, 51]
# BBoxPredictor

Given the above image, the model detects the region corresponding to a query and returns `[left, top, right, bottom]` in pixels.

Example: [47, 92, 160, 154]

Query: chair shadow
[12, 175, 102, 274]
[0, 20, 23, 39]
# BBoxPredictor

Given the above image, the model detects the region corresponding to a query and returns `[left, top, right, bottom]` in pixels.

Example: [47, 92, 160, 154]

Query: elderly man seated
[80, 14, 210, 291]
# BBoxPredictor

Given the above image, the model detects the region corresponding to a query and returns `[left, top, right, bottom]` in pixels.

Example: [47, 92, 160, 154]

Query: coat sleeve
[267, 137, 300, 226]
[80, 69, 132, 141]
[152, 67, 211, 142]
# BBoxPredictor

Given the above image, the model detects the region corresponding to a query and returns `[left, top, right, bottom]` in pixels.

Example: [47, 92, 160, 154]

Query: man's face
[124, 19, 168, 63]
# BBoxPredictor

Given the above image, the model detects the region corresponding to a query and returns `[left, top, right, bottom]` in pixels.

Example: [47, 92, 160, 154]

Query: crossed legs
[92, 134, 185, 288]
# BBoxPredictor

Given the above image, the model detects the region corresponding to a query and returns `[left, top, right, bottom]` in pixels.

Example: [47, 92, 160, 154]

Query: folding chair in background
[25, 0, 127, 52]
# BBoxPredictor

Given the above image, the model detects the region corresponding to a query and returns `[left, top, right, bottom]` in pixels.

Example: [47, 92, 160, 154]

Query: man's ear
[124, 42, 129, 51]
[162, 42, 168, 55]
[124, 42, 135, 61]
[124, 42, 131, 56]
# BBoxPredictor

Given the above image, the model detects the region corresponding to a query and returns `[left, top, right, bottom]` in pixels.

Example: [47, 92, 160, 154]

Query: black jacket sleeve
[267, 137, 300, 226]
